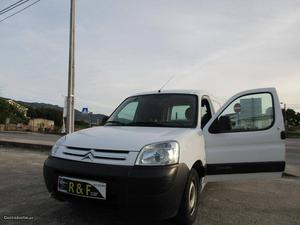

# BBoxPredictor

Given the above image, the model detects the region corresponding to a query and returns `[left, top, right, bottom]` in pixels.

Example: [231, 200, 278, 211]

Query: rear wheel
[176, 168, 201, 225]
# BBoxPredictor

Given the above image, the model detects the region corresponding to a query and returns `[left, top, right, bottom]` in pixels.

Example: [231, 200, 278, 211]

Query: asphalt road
[0, 140, 299, 225]
[286, 139, 300, 166]
[0, 131, 60, 146]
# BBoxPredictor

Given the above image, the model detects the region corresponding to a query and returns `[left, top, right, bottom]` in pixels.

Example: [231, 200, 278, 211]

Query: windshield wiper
[127, 121, 168, 127]
[166, 121, 191, 127]
[105, 121, 126, 126]
[106, 120, 191, 128]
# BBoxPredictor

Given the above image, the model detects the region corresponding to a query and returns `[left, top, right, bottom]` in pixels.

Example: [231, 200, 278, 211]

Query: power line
[0, 0, 31, 16]
[0, 0, 41, 23]
[0, 0, 25, 14]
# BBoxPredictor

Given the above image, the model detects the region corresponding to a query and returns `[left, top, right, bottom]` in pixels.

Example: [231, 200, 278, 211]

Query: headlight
[51, 136, 66, 156]
[135, 141, 179, 166]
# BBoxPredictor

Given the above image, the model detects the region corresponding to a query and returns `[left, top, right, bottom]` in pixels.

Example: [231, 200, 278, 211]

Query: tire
[175, 168, 201, 225]
[50, 192, 65, 202]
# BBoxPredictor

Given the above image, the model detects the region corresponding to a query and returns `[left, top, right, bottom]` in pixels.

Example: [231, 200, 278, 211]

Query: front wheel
[175, 168, 201, 225]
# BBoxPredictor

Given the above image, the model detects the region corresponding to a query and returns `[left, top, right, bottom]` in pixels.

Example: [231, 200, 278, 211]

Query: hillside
[0, 97, 107, 125]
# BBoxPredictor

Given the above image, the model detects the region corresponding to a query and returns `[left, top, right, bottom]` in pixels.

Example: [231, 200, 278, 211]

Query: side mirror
[100, 116, 109, 125]
[209, 116, 231, 133]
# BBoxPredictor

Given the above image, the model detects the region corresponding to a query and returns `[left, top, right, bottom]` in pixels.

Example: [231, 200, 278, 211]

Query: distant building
[28, 118, 54, 132]
[239, 98, 262, 119]
[7, 100, 28, 117]
[227, 97, 273, 129]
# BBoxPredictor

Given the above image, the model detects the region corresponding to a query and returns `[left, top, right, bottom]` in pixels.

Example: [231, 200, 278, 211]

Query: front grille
[63, 146, 129, 161]
[59, 145, 139, 166]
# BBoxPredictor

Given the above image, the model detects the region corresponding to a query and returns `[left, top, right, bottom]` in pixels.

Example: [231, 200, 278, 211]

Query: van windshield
[105, 94, 198, 128]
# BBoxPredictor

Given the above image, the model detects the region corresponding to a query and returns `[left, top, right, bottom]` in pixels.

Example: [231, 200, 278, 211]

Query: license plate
[57, 176, 106, 200]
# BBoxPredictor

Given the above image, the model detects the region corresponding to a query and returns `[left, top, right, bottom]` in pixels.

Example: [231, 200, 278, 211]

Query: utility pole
[66, 0, 76, 133]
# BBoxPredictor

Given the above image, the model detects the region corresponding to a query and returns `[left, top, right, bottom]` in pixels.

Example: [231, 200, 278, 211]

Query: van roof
[132, 89, 209, 97]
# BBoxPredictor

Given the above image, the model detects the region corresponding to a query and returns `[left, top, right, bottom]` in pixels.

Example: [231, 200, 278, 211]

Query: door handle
[280, 131, 286, 140]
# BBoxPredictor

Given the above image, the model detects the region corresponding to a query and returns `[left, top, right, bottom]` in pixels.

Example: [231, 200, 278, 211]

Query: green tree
[286, 108, 300, 126]
[0, 99, 10, 123]
[27, 106, 63, 126]
[0, 99, 28, 124]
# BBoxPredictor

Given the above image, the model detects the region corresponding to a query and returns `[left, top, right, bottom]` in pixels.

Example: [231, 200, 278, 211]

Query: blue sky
[1, 0, 300, 114]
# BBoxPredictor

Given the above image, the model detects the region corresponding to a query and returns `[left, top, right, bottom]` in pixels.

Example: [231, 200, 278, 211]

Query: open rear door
[203, 88, 285, 182]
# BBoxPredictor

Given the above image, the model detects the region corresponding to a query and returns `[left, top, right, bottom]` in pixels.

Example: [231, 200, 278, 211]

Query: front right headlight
[135, 141, 179, 166]
[51, 136, 66, 156]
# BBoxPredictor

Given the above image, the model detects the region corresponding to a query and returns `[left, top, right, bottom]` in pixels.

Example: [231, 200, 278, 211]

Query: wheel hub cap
[188, 180, 197, 215]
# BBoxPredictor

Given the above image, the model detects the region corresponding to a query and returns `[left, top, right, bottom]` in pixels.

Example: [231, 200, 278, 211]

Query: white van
[43, 87, 285, 225]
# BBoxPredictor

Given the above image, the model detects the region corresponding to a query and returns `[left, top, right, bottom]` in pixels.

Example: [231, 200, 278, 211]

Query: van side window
[212, 93, 274, 132]
[201, 99, 212, 128]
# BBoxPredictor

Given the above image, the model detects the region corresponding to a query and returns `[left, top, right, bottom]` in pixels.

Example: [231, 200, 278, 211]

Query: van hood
[63, 126, 192, 151]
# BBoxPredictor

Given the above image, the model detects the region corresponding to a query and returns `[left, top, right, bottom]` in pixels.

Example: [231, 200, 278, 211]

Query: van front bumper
[43, 156, 189, 219]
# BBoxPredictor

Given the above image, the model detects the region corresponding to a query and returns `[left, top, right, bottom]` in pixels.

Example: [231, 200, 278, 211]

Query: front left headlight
[51, 136, 66, 156]
[135, 141, 179, 166]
